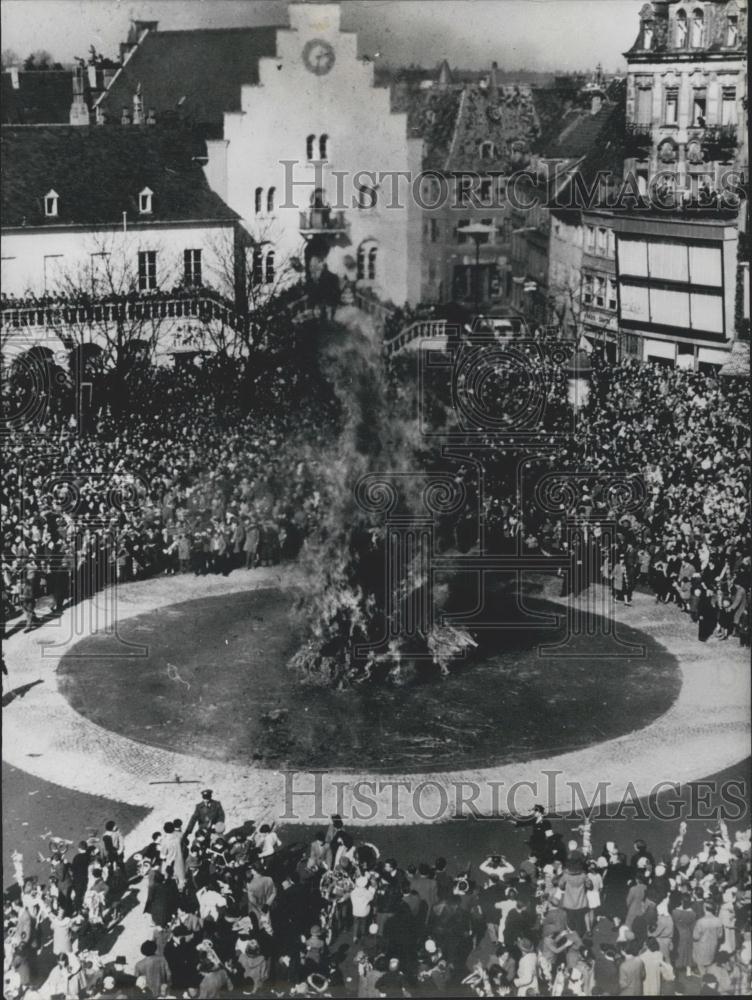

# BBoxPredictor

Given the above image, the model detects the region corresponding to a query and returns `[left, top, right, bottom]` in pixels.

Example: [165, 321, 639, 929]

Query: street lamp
[457, 222, 496, 314]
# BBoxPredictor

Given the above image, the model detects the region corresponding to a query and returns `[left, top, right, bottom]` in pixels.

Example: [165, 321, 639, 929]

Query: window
[319, 134, 329, 160]
[255, 187, 263, 214]
[266, 187, 276, 213]
[183, 249, 202, 287]
[664, 89, 678, 125]
[691, 8, 703, 47]
[597, 228, 608, 253]
[457, 218, 470, 243]
[607, 277, 617, 310]
[357, 241, 378, 281]
[306, 134, 316, 161]
[252, 248, 264, 286]
[595, 276, 606, 306]
[138, 187, 153, 214]
[265, 250, 275, 284]
[479, 141, 495, 160]
[585, 225, 596, 252]
[635, 86, 653, 125]
[721, 88, 737, 126]
[480, 178, 492, 203]
[138, 250, 157, 291]
[44, 189, 59, 217]
[430, 218, 440, 242]
[692, 91, 706, 127]
[676, 9, 688, 47]
[642, 19, 654, 49]
[726, 14, 738, 46]
[43, 254, 64, 292]
[583, 273, 594, 305]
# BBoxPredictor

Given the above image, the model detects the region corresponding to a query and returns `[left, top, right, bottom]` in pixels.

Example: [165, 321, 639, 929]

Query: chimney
[96, 105, 107, 125]
[591, 92, 603, 116]
[146, 108, 156, 125]
[489, 60, 499, 100]
[9, 66, 19, 90]
[132, 87, 143, 125]
[87, 63, 98, 89]
[133, 19, 159, 35]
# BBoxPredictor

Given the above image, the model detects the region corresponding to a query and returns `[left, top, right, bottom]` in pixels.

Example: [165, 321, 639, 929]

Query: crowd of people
[4, 793, 750, 997]
[429, 347, 751, 647]
[1, 361, 336, 630]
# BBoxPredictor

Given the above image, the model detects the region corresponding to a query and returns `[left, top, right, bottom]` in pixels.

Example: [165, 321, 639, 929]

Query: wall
[1, 222, 235, 299]
[208, 2, 419, 305]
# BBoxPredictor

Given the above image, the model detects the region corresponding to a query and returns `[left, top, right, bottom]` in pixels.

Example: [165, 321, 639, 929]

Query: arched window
[267, 187, 276, 213]
[357, 241, 378, 282]
[255, 187, 263, 214]
[676, 9, 688, 47]
[691, 8, 704, 47]
[479, 140, 495, 160]
[306, 134, 316, 160]
[265, 250, 275, 284]
[319, 134, 329, 160]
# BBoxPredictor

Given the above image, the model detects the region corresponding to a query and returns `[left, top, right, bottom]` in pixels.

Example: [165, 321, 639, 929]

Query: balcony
[700, 125, 738, 164]
[299, 208, 349, 236]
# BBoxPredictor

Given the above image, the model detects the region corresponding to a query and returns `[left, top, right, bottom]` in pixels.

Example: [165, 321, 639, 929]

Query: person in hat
[185, 789, 225, 838]
[103, 955, 136, 991]
[512, 804, 552, 857]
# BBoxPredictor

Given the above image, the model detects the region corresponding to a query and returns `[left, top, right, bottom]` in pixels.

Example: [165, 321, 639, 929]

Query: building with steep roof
[94, 2, 422, 306]
[1, 124, 240, 363]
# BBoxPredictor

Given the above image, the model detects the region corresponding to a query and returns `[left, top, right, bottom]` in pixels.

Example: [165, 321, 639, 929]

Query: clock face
[302, 38, 336, 76]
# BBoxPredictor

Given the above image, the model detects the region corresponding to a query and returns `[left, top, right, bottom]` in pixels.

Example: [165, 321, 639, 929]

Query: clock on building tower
[302, 38, 336, 75]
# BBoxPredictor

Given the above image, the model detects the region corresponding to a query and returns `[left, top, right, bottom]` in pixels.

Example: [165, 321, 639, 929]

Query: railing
[1, 292, 246, 332]
[350, 288, 396, 328]
[299, 209, 349, 233]
[384, 319, 448, 358]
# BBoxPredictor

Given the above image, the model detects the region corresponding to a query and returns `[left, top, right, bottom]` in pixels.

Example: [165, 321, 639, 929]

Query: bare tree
[196, 223, 307, 367]
[48, 232, 176, 376]
[1, 48, 20, 69]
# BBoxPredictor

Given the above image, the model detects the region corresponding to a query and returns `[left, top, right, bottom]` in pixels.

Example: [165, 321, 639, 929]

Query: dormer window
[44, 190, 59, 218]
[479, 141, 496, 160]
[138, 187, 153, 215]
[643, 19, 654, 49]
